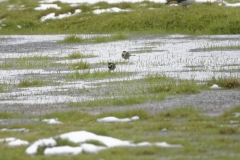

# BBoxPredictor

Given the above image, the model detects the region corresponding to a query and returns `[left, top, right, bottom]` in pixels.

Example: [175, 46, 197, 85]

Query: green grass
[69, 61, 91, 70]
[146, 74, 201, 94]
[66, 70, 133, 80]
[67, 95, 161, 107]
[18, 79, 48, 87]
[58, 35, 85, 43]
[0, 112, 21, 118]
[1, 2, 240, 34]
[58, 33, 128, 44]
[1, 106, 240, 159]
[68, 51, 95, 59]
[0, 84, 3, 92]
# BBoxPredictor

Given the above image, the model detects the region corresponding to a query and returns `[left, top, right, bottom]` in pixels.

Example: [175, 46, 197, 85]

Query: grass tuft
[59, 33, 128, 44]
[219, 127, 238, 135]
[146, 74, 200, 94]
[68, 51, 86, 59]
[69, 61, 91, 70]
[58, 35, 84, 44]
[55, 138, 79, 146]
[85, 140, 106, 146]
[18, 79, 46, 87]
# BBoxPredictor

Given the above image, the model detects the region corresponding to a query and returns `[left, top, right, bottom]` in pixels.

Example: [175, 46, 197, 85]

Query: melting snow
[42, 118, 63, 124]
[210, 84, 221, 89]
[81, 143, 107, 154]
[1, 128, 29, 132]
[40, 9, 81, 22]
[233, 112, 240, 117]
[93, 7, 130, 14]
[221, 1, 240, 7]
[26, 130, 182, 156]
[97, 116, 139, 123]
[0, 137, 29, 147]
[8, 139, 29, 147]
[35, 4, 61, 10]
[26, 138, 57, 155]
[44, 146, 83, 156]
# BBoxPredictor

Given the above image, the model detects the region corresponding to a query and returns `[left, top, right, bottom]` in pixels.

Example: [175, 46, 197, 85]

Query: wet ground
[0, 34, 240, 118]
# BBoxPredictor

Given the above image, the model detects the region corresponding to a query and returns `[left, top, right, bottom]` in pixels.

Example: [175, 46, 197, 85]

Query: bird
[166, 0, 195, 8]
[122, 51, 136, 60]
[108, 62, 116, 71]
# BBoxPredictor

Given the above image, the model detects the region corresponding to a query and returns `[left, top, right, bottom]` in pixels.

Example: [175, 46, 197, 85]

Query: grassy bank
[1, 106, 240, 159]
[0, 1, 240, 34]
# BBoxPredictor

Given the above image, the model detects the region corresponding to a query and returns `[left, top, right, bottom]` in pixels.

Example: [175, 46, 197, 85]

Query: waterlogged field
[0, 34, 240, 107]
[0, 34, 240, 159]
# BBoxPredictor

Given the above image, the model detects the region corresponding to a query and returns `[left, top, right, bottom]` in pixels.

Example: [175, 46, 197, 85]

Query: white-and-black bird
[108, 62, 116, 71]
[122, 51, 135, 60]
[166, 0, 195, 7]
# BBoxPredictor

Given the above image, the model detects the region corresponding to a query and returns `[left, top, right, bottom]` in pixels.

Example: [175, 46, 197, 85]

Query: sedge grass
[58, 33, 128, 44]
[69, 61, 91, 70]
[68, 51, 95, 59]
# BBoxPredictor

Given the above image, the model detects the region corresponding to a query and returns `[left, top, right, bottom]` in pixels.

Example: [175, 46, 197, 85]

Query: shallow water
[0, 34, 240, 105]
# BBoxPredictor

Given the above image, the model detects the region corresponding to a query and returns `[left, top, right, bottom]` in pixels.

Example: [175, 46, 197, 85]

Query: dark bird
[122, 51, 136, 60]
[166, 0, 195, 7]
[108, 62, 116, 71]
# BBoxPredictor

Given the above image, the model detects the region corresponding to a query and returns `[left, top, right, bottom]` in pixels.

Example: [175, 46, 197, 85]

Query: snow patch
[0, 137, 29, 147]
[1, 128, 29, 132]
[26, 138, 57, 155]
[35, 4, 61, 10]
[210, 84, 221, 89]
[42, 118, 63, 124]
[93, 7, 130, 14]
[97, 116, 139, 123]
[40, 9, 81, 22]
[44, 146, 83, 156]
[221, 1, 240, 7]
[81, 143, 107, 154]
[26, 130, 182, 156]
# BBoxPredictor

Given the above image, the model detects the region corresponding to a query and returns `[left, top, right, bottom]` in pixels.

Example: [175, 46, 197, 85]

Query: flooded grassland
[0, 34, 240, 115]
